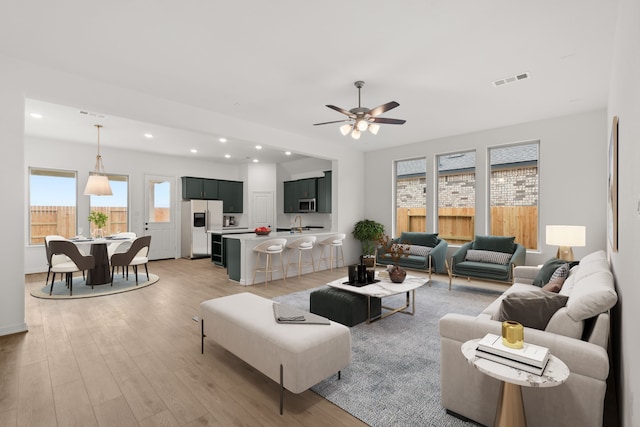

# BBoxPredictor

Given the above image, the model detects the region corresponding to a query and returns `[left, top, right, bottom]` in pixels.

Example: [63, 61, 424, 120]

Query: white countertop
[207, 228, 252, 234]
[223, 230, 336, 241]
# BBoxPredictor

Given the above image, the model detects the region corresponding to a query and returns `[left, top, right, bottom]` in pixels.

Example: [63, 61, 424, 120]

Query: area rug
[30, 273, 159, 299]
[273, 279, 501, 426]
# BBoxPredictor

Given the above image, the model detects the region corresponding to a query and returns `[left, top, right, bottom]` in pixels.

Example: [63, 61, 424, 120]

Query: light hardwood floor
[1, 258, 369, 427]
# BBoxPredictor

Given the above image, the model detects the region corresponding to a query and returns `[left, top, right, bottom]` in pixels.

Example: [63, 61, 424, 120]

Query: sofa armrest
[439, 313, 609, 380]
[429, 239, 448, 273]
[513, 265, 540, 285]
[451, 241, 473, 267]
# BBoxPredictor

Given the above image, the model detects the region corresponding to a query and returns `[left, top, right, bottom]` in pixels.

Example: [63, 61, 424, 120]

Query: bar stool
[319, 233, 346, 271]
[252, 238, 287, 287]
[286, 236, 316, 278]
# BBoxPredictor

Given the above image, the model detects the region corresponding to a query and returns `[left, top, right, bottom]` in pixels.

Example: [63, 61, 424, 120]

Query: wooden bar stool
[286, 236, 316, 278]
[252, 238, 287, 287]
[319, 233, 346, 271]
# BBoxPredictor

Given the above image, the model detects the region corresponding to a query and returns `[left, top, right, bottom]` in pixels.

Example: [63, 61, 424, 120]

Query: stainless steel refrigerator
[181, 200, 223, 259]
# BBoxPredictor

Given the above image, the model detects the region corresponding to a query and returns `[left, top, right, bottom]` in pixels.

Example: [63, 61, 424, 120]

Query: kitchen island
[224, 231, 338, 285]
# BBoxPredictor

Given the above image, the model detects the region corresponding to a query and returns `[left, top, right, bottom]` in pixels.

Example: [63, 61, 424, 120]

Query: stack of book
[475, 333, 550, 375]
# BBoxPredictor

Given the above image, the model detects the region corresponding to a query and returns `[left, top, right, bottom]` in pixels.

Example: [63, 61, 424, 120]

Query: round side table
[461, 338, 570, 427]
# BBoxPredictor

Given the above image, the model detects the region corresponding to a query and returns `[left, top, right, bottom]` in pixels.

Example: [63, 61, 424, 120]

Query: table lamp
[545, 225, 586, 261]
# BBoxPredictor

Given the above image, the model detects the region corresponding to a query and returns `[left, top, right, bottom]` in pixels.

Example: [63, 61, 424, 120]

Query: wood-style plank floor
[1, 258, 371, 427]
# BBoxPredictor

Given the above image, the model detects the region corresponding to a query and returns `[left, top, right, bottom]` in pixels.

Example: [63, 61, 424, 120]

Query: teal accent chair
[449, 235, 526, 289]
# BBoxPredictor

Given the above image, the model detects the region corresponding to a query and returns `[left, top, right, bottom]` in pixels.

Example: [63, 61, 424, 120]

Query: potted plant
[352, 219, 385, 267]
[376, 234, 410, 283]
[88, 211, 108, 238]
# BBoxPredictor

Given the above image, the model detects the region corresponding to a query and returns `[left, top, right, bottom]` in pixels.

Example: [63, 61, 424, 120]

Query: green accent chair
[449, 235, 526, 289]
[376, 232, 449, 279]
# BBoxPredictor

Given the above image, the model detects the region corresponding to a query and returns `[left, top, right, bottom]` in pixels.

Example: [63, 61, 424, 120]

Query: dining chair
[44, 235, 68, 285]
[107, 232, 137, 275]
[48, 240, 95, 296]
[110, 235, 151, 285]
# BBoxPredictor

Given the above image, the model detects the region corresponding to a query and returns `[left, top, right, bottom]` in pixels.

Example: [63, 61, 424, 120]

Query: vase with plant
[376, 234, 410, 283]
[352, 219, 385, 267]
[88, 211, 108, 238]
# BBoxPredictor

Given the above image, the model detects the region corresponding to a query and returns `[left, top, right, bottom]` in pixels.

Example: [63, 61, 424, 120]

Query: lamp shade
[84, 174, 113, 196]
[545, 225, 586, 247]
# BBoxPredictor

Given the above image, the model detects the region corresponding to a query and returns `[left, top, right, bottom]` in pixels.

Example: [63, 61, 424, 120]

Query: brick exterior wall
[396, 166, 538, 208]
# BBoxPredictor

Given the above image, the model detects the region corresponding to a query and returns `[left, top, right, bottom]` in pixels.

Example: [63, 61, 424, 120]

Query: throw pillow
[532, 258, 567, 287]
[465, 249, 511, 265]
[542, 280, 563, 293]
[472, 235, 515, 254]
[498, 290, 569, 330]
[408, 245, 432, 257]
[399, 232, 439, 248]
[548, 263, 569, 283]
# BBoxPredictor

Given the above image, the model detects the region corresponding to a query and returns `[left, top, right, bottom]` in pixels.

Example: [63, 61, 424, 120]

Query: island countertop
[223, 230, 343, 285]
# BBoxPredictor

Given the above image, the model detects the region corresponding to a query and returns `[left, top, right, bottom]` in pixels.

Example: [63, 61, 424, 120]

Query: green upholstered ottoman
[310, 287, 381, 326]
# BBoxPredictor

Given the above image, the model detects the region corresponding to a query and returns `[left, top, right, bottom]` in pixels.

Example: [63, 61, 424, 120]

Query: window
[29, 168, 77, 244]
[149, 179, 171, 223]
[489, 142, 539, 250]
[395, 158, 426, 235]
[89, 174, 129, 236]
[437, 151, 476, 244]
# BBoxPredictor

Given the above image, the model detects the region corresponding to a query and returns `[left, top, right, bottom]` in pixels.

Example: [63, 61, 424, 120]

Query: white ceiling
[2, 1, 619, 162]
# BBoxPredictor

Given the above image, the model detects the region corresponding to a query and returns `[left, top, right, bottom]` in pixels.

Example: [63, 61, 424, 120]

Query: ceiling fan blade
[368, 101, 400, 117]
[313, 119, 352, 126]
[326, 105, 356, 118]
[369, 117, 406, 125]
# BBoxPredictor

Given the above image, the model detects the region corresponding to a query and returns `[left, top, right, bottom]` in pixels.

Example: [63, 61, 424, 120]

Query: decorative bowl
[255, 229, 271, 235]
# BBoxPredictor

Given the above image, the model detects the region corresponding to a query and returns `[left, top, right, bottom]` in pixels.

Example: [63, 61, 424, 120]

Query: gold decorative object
[501, 321, 524, 349]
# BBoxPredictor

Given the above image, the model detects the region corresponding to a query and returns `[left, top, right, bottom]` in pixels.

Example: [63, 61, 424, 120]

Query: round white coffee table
[461, 338, 569, 427]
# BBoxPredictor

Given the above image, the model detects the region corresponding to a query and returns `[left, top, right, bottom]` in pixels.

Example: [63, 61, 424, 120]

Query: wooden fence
[30, 206, 129, 244]
[396, 206, 538, 249]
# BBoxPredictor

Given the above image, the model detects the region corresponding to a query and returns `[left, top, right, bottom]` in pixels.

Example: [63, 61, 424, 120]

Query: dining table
[70, 236, 132, 286]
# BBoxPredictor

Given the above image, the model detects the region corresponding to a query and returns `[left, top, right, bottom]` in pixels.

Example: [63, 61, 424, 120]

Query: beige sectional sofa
[439, 250, 617, 427]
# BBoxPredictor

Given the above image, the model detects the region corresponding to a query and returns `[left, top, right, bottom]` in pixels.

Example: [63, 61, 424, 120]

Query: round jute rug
[30, 273, 159, 299]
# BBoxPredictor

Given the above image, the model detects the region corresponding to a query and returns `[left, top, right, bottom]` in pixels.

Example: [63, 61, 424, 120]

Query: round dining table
[70, 236, 132, 286]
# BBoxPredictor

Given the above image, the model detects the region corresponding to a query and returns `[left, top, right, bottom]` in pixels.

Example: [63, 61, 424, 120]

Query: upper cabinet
[283, 171, 331, 213]
[316, 171, 332, 213]
[218, 180, 243, 213]
[182, 176, 243, 213]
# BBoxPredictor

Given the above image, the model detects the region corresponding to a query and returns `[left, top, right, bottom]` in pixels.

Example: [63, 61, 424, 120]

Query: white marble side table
[461, 338, 570, 427]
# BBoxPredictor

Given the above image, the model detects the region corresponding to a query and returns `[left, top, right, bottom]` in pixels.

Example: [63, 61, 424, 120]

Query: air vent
[492, 71, 530, 87]
[79, 110, 107, 118]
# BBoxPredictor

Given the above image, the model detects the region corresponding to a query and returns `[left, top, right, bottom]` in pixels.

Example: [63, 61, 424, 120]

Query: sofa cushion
[472, 235, 515, 254]
[408, 245, 432, 257]
[454, 260, 511, 281]
[399, 232, 439, 248]
[566, 270, 617, 322]
[464, 249, 511, 265]
[541, 263, 570, 292]
[498, 289, 569, 330]
[532, 258, 567, 287]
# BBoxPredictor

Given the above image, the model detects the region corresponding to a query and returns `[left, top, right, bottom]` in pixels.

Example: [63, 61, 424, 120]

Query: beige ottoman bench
[200, 292, 351, 414]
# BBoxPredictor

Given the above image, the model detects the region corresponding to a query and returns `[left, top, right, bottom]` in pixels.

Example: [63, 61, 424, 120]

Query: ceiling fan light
[351, 129, 361, 140]
[368, 123, 380, 135]
[339, 123, 353, 136]
[356, 119, 369, 131]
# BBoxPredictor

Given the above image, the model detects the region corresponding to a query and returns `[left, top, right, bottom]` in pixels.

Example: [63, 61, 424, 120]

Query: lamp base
[556, 246, 574, 262]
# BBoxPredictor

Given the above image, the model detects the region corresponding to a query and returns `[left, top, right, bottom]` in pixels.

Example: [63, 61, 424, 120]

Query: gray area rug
[273, 279, 501, 426]
[30, 273, 159, 299]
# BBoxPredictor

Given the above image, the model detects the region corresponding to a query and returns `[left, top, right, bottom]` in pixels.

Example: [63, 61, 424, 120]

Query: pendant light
[83, 124, 113, 196]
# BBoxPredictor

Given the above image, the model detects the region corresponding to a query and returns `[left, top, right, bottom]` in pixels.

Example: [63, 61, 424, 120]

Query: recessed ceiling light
[224, 154, 231, 158]
[285, 151, 291, 156]
[190, 149, 198, 153]
[144, 133, 153, 139]
[219, 138, 227, 143]
[255, 145, 262, 150]
[30, 113, 43, 119]
[253, 159, 259, 163]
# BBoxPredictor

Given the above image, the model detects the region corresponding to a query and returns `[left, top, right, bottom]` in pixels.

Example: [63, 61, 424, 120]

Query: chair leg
[49, 273, 56, 295]
[134, 265, 139, 285]
[45, 267, 51, 286]
[68, 272, 73, 296]
[110, 266, 115, 286]
[144, 263, 149, 281]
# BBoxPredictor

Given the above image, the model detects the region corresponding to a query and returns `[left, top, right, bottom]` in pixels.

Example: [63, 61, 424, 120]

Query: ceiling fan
[313, 80, 406, 139]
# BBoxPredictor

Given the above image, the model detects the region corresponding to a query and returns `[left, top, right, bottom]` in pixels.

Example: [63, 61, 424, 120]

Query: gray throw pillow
[498, 290, 569, 330]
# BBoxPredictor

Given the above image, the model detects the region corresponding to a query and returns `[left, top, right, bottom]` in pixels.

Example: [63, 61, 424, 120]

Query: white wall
[364, 109, 607, 266]
[1, 53, 365, 337]
[607, 0, 640, 424]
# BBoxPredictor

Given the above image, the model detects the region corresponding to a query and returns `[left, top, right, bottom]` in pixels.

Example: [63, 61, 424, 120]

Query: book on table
[475, 348, 549, 375]
[477, 333, 549, 368]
